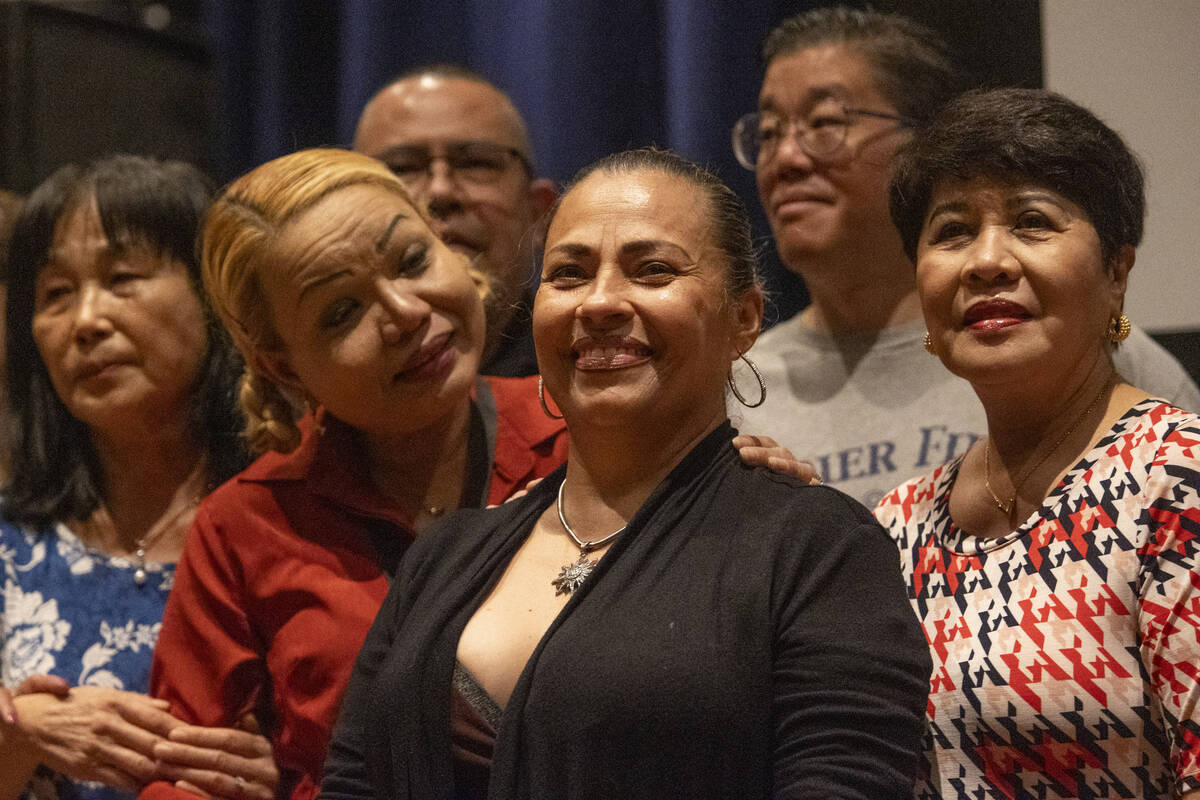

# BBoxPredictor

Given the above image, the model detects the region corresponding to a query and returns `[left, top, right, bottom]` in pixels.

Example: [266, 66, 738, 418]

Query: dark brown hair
[4, 155, 248, 525]
[888, 87, 1145, 265]
[763, 6, 969, 127]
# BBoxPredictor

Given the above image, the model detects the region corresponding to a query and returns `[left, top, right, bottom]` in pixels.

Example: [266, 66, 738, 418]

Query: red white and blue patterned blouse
[876, 399, 1200, 799]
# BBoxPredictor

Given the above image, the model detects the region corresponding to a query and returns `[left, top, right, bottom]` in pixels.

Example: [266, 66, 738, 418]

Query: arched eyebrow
[376, 213, 404, 254]
[544, 242, 590, 260]
[619, 239, 693, 264]
[1008, 191, 1068, 211]
[925, 200, 969, 222]
[544, 239, 694, 264]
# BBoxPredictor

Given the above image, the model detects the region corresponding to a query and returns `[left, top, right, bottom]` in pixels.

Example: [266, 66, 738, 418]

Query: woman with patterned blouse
[0, 156, 274, 800]
[877, 87, 1200, 799]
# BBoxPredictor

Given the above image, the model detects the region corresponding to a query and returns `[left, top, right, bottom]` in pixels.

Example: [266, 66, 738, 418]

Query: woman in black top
[321, 148, 930, 799]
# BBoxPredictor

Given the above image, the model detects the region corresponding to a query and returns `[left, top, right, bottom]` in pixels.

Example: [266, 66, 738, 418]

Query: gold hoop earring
[923, 331, 936, 354]
[1107, 313, 1131, 343]
[538, 376, 564, 419]
[727, 354, 766, 408]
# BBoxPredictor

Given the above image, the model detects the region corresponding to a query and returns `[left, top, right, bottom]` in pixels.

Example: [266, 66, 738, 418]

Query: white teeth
[578, 345, 644, 360]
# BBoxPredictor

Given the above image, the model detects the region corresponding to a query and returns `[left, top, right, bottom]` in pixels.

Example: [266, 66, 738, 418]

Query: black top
[320, 422, 931, 799]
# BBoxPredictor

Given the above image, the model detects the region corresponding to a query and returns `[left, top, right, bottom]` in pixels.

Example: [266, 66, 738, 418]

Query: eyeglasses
[731, 101, 912, 170]
[381, 141, 533, 187]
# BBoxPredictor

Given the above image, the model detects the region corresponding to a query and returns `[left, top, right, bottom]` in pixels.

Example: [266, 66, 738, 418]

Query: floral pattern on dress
[0, 584, 70, 684]
[1, 518, 175, 800]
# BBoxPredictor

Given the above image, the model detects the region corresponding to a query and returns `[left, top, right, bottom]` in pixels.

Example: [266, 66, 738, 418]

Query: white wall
[1043, 0, 1200, 331]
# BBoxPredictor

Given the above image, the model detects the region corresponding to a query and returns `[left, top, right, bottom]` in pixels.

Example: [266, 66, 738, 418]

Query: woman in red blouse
[134, 149, 564, 800]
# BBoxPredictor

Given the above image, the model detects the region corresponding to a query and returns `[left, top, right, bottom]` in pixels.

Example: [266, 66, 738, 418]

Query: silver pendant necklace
[551, 481, 625, 596]
[130, 501, 197, 585]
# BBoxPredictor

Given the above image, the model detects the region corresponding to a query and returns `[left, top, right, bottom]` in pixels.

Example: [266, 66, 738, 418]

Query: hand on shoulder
[733, 434, 822, 484]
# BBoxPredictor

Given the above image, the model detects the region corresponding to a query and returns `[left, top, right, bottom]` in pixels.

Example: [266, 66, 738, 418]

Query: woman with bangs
[0, 156, 274, 800]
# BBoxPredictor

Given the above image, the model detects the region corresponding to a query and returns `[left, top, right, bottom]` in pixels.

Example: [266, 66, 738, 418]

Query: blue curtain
[202, 0, 1039, 324]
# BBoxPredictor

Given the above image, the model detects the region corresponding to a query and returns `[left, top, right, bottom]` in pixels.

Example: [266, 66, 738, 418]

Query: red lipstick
[962, 299, 1032, 333]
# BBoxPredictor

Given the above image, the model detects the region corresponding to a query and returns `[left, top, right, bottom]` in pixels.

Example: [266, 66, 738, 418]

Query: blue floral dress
[0, 515, 174, 800]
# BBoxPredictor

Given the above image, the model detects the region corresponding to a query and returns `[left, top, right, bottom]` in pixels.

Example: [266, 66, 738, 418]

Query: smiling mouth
[394, 332, 455, 381]
[962, 299, 1032, 332]
[572, 340, 653, 371]
[772, 190, 833, 214]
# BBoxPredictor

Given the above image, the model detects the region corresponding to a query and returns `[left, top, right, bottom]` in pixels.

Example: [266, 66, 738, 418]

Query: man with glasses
[735, 7, 1200, 507]
[354, 66, 557, 376]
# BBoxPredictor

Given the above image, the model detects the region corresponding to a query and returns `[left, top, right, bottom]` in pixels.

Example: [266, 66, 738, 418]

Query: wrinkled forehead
[549, 169, 716, 256]
[275, 183, 423, 260]
[355, 76, 530, 157]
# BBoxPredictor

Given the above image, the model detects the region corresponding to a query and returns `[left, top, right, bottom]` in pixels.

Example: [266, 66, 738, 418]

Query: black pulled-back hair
[4, 155, 249, 526]
[762, 6, 970, 128]
[551, 147, 762, 302]
[888, 87, 1145, 265]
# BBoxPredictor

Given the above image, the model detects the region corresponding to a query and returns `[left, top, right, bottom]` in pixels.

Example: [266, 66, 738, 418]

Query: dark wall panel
[0, 2, 212, 192]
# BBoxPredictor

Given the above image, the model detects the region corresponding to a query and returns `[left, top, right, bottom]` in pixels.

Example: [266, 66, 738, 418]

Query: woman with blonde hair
[142, 148, 800, 800]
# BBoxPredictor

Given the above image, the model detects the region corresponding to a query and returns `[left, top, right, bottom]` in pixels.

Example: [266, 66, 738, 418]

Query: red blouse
[140, 377, 567, 800]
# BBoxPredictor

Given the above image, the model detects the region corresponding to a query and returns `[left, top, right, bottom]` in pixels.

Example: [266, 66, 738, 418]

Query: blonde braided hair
[238, 371, 302, 454]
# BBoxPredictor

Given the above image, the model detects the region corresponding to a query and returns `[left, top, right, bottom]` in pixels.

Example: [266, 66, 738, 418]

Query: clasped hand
[1, 676, 276, 799]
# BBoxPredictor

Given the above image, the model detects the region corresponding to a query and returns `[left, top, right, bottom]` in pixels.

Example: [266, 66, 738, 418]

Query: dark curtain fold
[202, 0, 1039, 325]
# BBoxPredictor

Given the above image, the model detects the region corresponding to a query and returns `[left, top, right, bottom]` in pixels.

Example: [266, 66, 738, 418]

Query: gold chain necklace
[984, 374, 1113, 519]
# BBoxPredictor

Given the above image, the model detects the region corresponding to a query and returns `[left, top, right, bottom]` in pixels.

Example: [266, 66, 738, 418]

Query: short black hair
[888, 87, 1145, 265]
[762, 6, 970, 127]
[4, 155, 248, 525]
[552, 148, 761, 301]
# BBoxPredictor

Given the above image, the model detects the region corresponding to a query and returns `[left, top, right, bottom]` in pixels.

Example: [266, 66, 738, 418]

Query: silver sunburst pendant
[552, 552, 597, 596]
